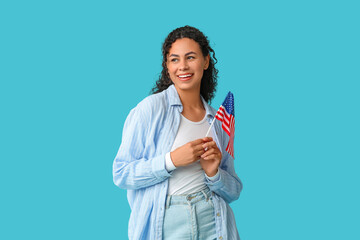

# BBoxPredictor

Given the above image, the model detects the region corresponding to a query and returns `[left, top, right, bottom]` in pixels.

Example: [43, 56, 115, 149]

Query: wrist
[205, 169, 218, 177]
[170, 151, 178, 167]
[205, 169, 220, 182]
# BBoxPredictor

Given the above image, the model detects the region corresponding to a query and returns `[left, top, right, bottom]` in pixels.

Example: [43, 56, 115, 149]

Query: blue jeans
[163, 188, 217, 240]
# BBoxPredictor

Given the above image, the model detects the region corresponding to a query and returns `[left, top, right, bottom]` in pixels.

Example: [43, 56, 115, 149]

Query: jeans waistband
[165, 187, 212, 208]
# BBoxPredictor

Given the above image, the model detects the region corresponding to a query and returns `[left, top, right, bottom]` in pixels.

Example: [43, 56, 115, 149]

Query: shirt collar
[167, 84, 182, 107]
[166, 84, 215, 119]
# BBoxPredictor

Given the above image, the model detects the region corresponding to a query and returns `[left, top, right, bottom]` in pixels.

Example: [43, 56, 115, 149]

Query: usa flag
[215, 92, 235, 158]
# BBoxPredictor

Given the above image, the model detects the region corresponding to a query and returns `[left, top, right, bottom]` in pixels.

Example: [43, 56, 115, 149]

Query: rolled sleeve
[205, 170, 220, 182]
[152, 153, 172, 179]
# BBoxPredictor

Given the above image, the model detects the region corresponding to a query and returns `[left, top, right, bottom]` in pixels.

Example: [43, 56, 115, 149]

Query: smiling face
[166, 38, 210, 93]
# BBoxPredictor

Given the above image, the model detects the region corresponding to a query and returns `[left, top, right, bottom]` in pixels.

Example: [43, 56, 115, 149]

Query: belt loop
[201, 190, 209, 201]
[166, 195, 171, 209]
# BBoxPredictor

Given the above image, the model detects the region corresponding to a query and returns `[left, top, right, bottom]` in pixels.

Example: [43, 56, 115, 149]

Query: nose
[179, 59, 189, 71]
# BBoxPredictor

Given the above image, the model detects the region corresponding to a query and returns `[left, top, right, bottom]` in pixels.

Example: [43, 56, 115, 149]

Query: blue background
[1, 0, 359, 239]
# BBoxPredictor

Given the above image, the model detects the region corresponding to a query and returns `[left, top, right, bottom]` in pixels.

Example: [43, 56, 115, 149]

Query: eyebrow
[169, 51, 197, 57]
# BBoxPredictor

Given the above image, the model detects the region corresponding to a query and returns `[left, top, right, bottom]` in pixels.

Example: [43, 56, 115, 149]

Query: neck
[174, 86, 206, 121]
[175, 86, 203, 109]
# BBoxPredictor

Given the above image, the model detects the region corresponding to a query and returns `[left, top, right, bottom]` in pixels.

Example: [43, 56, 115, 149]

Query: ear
[204, 54, 210, 70]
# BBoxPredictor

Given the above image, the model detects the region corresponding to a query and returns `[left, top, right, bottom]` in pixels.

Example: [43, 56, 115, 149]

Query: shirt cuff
[165, 152, 176, 172]
[151, 153, 172, 180]
[205, 169, 220, 182]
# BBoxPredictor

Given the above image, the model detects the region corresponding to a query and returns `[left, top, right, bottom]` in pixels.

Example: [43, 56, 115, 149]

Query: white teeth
[178, 74, 192, 78]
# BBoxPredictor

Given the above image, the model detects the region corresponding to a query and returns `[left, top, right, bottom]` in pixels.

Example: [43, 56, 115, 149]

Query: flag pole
[205, 117, 216, 137]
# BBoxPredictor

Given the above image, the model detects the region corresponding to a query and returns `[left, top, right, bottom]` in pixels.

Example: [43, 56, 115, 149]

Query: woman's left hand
[200, 137, 222, 177]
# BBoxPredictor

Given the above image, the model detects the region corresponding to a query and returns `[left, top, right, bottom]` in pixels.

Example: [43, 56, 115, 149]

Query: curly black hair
[151, 25, 218, 103]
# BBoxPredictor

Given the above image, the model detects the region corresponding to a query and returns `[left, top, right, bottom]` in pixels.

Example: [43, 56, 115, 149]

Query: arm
[112, 107, 171, 190]
[201, 132, 242, 203]
[205, 151, 242, 203]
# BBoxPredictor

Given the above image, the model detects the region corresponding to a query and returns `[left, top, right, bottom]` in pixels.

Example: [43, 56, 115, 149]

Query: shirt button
[217, 213, 220, 217]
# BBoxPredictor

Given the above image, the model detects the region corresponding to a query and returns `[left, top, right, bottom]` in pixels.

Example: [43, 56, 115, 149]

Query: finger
[201, 148, 216, 158]
[202, 140, 216, 152]
[194, 143, 207, 152]
[194, 148, 205, 158]
[202, 141, 217, 149]
[189, 144, 205, 157]
[192, 138, 204, 144]
[202, 153, 221, 161]
[201, 148, 218, 158]
[202, 137, 213, 142]
[191, 138, 206, 146]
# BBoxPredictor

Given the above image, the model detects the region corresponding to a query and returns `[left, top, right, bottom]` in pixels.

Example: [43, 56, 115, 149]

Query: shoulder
[126, 88, 172, 124]
[121, 91, 169, 135]
[135, 91, 169, 115]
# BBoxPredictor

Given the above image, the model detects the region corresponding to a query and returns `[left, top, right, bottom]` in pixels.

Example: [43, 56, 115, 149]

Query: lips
[177, 73, 193, 81]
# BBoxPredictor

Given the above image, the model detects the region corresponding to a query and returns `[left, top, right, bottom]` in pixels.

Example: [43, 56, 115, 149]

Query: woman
[113, 26, 242, 240]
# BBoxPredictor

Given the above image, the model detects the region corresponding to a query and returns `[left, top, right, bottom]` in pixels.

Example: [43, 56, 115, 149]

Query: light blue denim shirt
[113, 85, 242, 239]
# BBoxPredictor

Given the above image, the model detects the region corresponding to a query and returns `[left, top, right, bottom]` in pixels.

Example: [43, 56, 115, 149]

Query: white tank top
[167, 114, 214, 195]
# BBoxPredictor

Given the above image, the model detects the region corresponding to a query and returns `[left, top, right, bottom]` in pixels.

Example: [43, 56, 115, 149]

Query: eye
[170, 58, 178, 62]
[187, 56, 195, 60]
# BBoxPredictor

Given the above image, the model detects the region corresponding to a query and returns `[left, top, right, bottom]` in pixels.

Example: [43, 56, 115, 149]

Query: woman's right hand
[170, 139, 205, 167]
